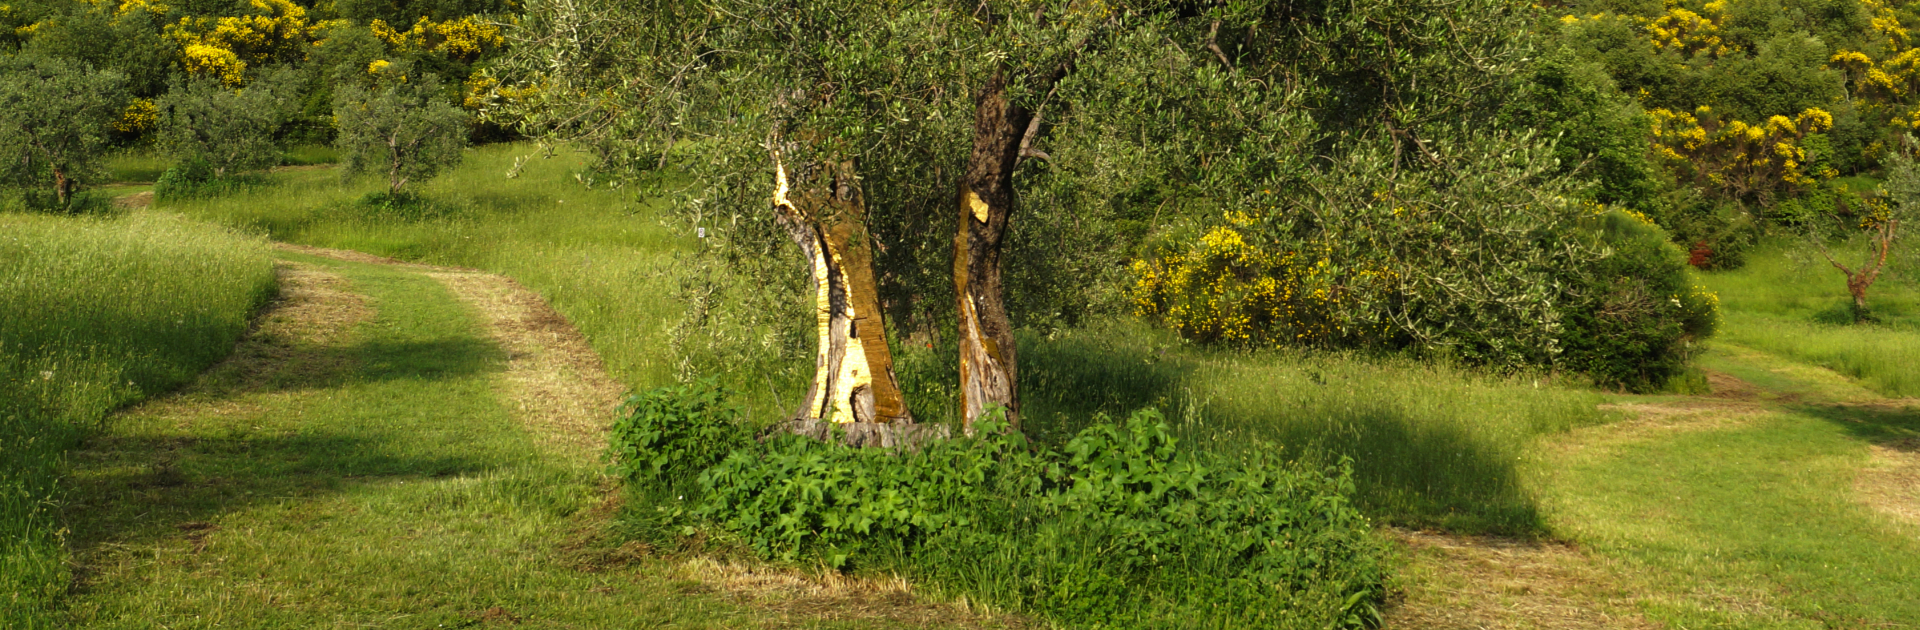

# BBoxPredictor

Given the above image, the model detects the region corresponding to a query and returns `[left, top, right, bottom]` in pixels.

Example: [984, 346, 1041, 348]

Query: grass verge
[0, 211, 274, 628]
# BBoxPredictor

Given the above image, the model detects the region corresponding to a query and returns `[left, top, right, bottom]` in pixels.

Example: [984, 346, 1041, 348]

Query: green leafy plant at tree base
[608, 385, 1387, 629]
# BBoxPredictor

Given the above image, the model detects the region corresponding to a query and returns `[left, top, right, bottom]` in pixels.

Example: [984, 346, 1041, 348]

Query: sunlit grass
[1534, 398, 1920, 626]
[1703, 237, 1920, 396]
[1016, 321, 1614, 535]
[0, 211, 274, 628]
[164, 144, 702, 400]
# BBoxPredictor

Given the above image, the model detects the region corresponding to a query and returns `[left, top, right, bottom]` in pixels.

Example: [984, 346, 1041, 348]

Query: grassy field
[1017, 322, 1613, 535]
[1524, 344, 1920, 628]
[1703, 237, 1920, 396]
[131, 143, 1920, 626]
[0, 211, 275, 628]
[54, 249, 1003, 628]
[162, 145, 709, 403]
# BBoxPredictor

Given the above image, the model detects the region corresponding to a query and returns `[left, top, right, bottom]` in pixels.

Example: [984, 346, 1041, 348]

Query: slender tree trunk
[1851, 280, 1871, 322]
[53, 168, 73, 207]
[954, 69, 1033, 434]
[773, 156, 941, 448]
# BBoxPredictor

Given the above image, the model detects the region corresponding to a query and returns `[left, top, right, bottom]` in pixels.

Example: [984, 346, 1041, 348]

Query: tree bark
[53, 168, 72, 207]
[771, 156, 916, 432]
[955, 69, 1033, 434]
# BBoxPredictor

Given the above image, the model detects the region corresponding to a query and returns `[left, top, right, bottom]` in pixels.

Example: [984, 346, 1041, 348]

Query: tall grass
[1704, 237, 1920, 396]
[0, 211, 274, 628]
[102, 150, 169, 183]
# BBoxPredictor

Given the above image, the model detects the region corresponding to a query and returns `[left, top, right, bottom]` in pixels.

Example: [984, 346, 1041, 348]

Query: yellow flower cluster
[370, 16, 502, 62]
[1130, 224, 1398, 347]
[183, 43, 247, 85]
[165, 0, 336, 84]
[112, 0, 168, 19]
[1644, 7, 1738, 57]
[1559, 4, 1738, 57]
[1650, 106, 1836, 196]
[1864, 0, 1911, 51]
[462, 73, 543, 112]
[1859, 195, 1895, 229]
[113, 98, 157, 133]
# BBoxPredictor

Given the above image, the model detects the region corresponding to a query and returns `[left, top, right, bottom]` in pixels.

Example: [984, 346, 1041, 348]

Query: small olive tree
[0, 55, 127, 210]
[1814, 150, 1916, 322]
[333, 75, 467, 194]
[156, 77, 286, 179]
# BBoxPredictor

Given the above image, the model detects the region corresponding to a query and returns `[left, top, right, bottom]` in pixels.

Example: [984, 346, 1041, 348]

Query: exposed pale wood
[772, 154, 915, 429]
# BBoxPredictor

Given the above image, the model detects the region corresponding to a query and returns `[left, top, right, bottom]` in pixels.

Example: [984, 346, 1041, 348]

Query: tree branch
[1206, 20, 1235, 72]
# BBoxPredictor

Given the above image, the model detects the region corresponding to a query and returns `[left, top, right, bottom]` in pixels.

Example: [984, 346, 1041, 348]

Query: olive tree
[333, 74, 467, 194]
[488, 0, 1643, 433]
[156, 77, 287, 179]
[0, 54, 126, 209]
[1815, 149, 1917, 322]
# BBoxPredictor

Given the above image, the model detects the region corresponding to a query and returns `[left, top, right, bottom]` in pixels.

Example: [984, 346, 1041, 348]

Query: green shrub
[1558, 210, 1719, 390]
[615, 384, 1387, 629]
[333, 74, 467, 195]
[155, 77, 286, 179]
[1131, 134, 1718, 390]
[607, 378, 748, 486]
[154, 158, 263, 201]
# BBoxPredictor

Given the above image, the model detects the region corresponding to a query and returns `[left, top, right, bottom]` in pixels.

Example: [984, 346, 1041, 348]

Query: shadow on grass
[196, 336, 500, 395]
[1222, 402, 1546, 535]
[61, 429, 497, 578]
[59, 264, 514, 594]
[1795, 402, 1920, 451]
[1018, 330, 1547, 536]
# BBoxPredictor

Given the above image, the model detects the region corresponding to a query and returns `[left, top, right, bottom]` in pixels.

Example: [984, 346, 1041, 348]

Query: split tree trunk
[954, 70, 1033, 434]
[772, 156, 944, 448]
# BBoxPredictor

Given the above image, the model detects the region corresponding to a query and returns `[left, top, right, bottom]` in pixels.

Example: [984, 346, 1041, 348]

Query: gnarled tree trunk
[772, 156, 945, 448]
[955, 70, 1033, 434]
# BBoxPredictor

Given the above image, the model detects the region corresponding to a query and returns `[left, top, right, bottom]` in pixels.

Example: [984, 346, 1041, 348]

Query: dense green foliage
[155, 77, 287, 179]
[609, 384, 1387, 629]
[0, 211, 274, 628]
[492, 0, 1713, 391]
[607, 379, 748, 484]
[1544, 0, 1920, 270]
[2, 0, 505, 149]
[334, 75, 468, 193]
[0, 55, 127, 210]
[1131, 139, 1717, 389]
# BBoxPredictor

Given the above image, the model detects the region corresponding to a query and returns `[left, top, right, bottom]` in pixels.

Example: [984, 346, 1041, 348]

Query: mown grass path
[55, 248, 1001, 629]
[1389, 344, 1920, 629]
